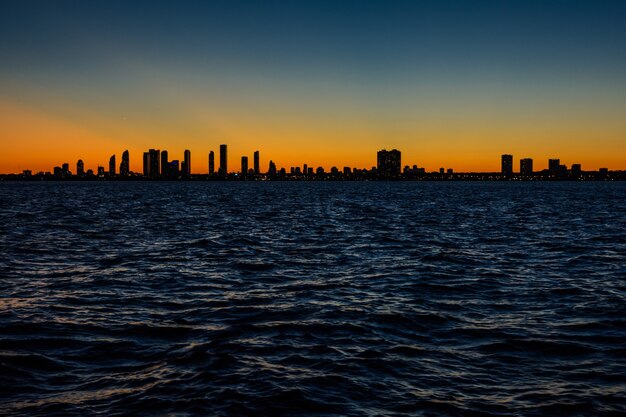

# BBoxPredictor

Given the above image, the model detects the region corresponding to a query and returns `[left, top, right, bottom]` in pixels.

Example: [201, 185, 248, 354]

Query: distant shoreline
[2, 172, 625, 182]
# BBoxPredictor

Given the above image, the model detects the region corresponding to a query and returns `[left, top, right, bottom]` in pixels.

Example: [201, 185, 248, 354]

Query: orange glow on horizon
[1, 98, 625, 174]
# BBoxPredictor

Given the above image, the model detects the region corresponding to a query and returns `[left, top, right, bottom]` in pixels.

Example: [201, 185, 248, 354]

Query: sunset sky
[1, 0, 626, 173]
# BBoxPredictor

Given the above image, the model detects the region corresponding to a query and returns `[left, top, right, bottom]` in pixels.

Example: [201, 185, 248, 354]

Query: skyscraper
[169, 160, 180, 176]
[520, 158, 533, 176]
[268, 160, 277, 176]
[219, 144, 227, 175]
[149, 149, 160, 178]
[501, 154, 513, 177]
[77, 159, 84, 177]
[377, 149, 401, 179]
[549, 158, 560, 174]
[253, 150, 259, 174]
[183, 149, 191, 177]
[109, 154, 116, 177]
[120, 150, 129, 176]
[143, 152, 150, 177]
[161, 150, 169, 177]
[241, 156, 248, 175]
[208, 151, 215, 174]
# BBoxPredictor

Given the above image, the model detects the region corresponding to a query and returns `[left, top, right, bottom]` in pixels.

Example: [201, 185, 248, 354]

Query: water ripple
[0, 181, 625, 416]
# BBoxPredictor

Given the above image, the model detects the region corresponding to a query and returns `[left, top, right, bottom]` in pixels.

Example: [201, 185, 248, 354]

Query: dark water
[1, 182, 625, 416]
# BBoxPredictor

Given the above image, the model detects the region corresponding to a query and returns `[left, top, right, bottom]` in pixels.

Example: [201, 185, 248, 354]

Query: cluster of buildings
[51, 151, 131, 179]
[6, 147, 622, 181]
[500, 154, 601, 179]
[142, 149, 191, 179]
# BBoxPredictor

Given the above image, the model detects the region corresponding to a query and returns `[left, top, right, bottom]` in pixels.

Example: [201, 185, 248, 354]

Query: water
[1, 181, 625, 416]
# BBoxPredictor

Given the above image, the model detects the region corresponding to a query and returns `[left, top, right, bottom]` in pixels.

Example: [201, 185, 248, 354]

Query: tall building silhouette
[169, 160, 180, 176]
[219, 144, 227, 175]
[147, 149, 160, 178]
[377, 149, 401, 178]
[120, 150, 129, 176]
[109, 155, 116, 177]
[501, 154, 513, 176]
[77, 159, 84, 177]
[183, 149, 191, 177]
[208, 151, 215, 174]
[549, 158, 560, 174]
[268, 160, 277, 176]
[161, 150, 169, 177]
[253, 150, 259, 174]
[143, 152, 150, 177]
[520, 158, 533, 176]
[241, 156, 248, 175]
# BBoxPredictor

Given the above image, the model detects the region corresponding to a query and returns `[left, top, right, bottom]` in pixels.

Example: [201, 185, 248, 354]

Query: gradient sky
[1, 0, 626, 173]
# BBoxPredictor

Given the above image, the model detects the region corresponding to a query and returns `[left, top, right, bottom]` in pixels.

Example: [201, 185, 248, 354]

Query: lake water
[1, 181, 625, 416]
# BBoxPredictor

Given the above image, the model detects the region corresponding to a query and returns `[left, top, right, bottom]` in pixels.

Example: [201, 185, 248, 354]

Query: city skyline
[2, 133, 625, 176]
[2, 1, 626, 173]
[7, 145, 621, 181]
[1, 142, 623, 176]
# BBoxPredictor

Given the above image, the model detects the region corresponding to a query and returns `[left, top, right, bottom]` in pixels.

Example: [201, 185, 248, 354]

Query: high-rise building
[120, 150, 129, 176]
[377, 149, 401, 178]
[169, 160, 180, 176]
[208, 151, 215, 174]
[219, 144, 227, 175]
[161, 150, 169, 177]
[268, 160, 277, 176]
[303, 164, 308, 176]
[571, 164, 582, 177]
[549, 159, 560, 174]
[253, 150, 260, 174]
[109, 155, 116, 177]
[77, 159, 84, 177]
[501, 154, 513, 177]
[520, 158, 533, 176]
[143, 152, 150, 177]
[183, 149, 191, 177]
[241, 156, 248, 175]
[149, 149, 160, 178]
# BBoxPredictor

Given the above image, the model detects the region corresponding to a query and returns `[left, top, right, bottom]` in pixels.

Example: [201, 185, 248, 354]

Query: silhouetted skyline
[4, 147, 623, 181]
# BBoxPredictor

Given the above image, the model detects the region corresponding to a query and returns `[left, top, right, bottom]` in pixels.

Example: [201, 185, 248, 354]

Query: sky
[1, 0, 626, 173]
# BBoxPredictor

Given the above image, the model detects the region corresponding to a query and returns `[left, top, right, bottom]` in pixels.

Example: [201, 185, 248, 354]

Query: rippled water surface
[1, 181, 625, 416]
